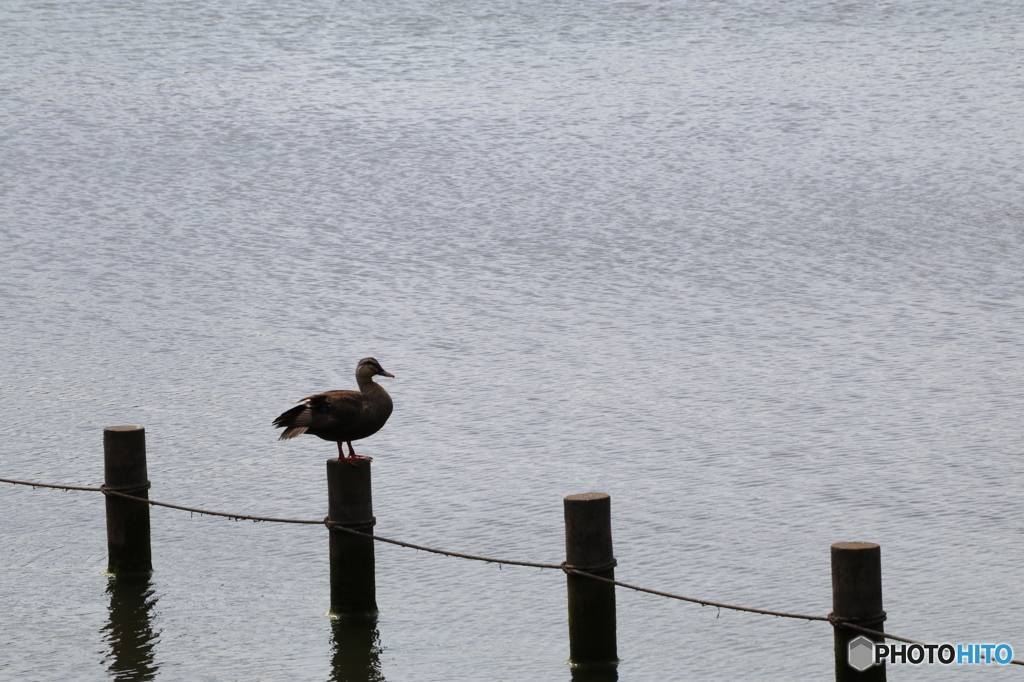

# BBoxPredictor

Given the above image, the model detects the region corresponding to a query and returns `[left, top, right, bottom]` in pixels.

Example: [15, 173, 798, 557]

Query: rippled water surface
[2, 1, 1023, 679]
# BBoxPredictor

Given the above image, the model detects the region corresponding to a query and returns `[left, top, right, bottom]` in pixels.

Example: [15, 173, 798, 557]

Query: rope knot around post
[100, 480, 152, 496]
[323, 516, 377, 533]
[559, 558, 618, 575]
[827, 610, 887, 628]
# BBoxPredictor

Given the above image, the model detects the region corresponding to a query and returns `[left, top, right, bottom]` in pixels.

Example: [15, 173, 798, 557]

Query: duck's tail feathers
[277, 426, 308, 441]
[273, 403, 310, 440]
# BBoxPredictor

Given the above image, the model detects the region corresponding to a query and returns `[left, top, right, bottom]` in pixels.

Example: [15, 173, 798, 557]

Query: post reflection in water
[101, 574, 160, 681]
[329, 615, 385, 682]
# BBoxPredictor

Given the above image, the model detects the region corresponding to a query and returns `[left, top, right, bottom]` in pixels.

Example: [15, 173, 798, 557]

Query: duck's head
[356, 357, 395, 380]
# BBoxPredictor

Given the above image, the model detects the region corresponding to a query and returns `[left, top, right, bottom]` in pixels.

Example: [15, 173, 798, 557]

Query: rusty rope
[324, 518, 562, 569]
[0, 476, 104, 493]
[3, 475, 1021, 665]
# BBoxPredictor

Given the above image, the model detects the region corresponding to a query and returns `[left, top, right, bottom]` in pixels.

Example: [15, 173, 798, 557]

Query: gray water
[2, 0, 1023, 679]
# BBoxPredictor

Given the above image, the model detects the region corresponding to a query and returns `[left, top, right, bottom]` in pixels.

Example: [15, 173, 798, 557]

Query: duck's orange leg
[343, 441, 373, 466]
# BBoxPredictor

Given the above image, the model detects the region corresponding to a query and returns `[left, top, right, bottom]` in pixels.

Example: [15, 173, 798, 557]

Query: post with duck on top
[326, 458, 377, 616]
[564, 493, 618, 675]
[831, 542, 886, 681]
[273, 357, 395, 617]
[103, 425, 153, 575]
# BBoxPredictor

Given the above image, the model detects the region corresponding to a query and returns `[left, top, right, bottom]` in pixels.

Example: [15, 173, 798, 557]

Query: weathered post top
[327, 457, 374, 526]
[831, 542, 883, 618]
[104, 426, 147, 489]
[564, 493, 613, 569]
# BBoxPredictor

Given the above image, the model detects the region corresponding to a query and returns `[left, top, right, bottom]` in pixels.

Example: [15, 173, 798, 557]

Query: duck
[273, 357, 395, 465]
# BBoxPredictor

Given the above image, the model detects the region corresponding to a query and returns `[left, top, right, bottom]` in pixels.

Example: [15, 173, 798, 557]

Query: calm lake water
[2, 0, 1023, 679]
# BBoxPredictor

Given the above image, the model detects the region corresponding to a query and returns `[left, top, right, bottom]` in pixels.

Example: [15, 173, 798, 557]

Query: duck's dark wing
[274, 390, 362, 440]
[310, 390, 363, 428]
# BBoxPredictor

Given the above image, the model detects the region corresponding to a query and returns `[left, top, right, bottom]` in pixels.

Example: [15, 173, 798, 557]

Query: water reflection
[101, 574, 160, 681]
[329, 615, 385, 682]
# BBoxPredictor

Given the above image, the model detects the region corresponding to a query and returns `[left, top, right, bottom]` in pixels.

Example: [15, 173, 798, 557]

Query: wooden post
[832, 542, 886, 681]
[327, 458, 377, 617]
[564, 492, 618, 669]
[103, 425, 152, 575]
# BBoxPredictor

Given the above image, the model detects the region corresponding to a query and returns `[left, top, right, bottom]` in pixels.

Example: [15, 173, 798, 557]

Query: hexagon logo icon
[848, 635, 876, 671]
